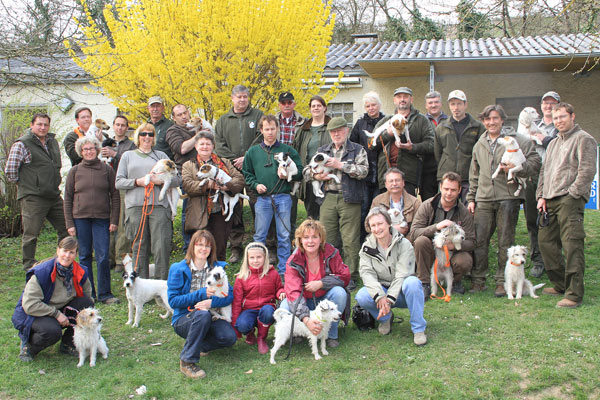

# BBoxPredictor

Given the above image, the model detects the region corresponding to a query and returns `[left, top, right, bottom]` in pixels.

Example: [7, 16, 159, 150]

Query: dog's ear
[132, 270, 138, 278]
[122, 270, 128, 279]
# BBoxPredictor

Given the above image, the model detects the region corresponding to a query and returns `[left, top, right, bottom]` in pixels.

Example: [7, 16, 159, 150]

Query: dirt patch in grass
[524, 384, 574, 400]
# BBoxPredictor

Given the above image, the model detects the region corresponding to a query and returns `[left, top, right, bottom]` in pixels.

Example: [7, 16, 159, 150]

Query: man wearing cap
[371, 87, 435, 198]
[434, 90, 485, 202]
[214, 85, 264, 263]
[521, 91, 561, 278]
[305, 117, 368, 290]
[537, 102, 597, 308]
[147, 96, 174, 160]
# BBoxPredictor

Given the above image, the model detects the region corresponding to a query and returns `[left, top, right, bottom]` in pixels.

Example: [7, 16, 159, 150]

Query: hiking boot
[326, 338, 339, 348]
[556, 298, 581, 308]
[543, 287, 563, 296]
[59, 342, 78, 357]
[228, 249, 241, 264]
[494, 284, 507, 298]
[180, 360, 206, 379]
[413, 331, 427, 346]
[19, 343, 33, 362]
[422, 283, 431, 301]
[346, 279, 357, 291]
[378, 313, 393, 335]
[101, 296, 120, 305]
[469, 283, 487, 294]
[453, 281, 465, 295]
[529, 263, 545, 278]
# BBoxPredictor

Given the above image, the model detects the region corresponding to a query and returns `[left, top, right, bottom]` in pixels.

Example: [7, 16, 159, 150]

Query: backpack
[352, 303, 375, 331]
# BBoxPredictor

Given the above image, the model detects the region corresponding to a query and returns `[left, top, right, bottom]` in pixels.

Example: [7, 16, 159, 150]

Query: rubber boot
[245, 329, 256, 345]
[257, 322, 271, 355]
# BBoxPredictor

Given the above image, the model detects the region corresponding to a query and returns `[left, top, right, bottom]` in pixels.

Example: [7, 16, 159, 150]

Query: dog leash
[283, 287, 304, 361]
[131, 182, 155, 273]
[431, 245, 451, 302]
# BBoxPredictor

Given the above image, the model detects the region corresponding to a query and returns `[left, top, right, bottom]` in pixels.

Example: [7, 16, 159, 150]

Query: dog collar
[509, 261, 523, 266]
[315, 314, 325, 323]
[506, 149, 518, 153]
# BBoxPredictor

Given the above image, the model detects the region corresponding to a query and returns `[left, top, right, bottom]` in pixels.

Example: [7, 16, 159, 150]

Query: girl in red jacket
[232, 242, 285, 354]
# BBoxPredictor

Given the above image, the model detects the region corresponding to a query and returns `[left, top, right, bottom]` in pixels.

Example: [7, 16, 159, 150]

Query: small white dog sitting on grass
[74, 308, 108, 367]
[504, 245, 545, 300]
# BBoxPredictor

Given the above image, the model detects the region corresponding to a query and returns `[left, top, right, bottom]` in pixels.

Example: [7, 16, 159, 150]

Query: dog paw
[322, 350, 329, 356]
[507, 295, 514, 300]
[125, 320, 132, 325]
[77, 363, 83, 368]
[90, 362, 96, 367]
[314, 355, 322, 361]
[270, 359, 276, 365]
[132, 323, 139, 328]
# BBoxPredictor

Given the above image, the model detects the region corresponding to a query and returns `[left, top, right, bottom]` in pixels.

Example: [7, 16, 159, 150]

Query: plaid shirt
[189, 260, 209, 293]
[323, 141, 369, 192]
[279, 114, 297, 145]
[4, 141, 34, 183]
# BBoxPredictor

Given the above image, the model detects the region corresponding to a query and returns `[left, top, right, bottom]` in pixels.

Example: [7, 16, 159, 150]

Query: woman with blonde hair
[232, 242, 285, 354]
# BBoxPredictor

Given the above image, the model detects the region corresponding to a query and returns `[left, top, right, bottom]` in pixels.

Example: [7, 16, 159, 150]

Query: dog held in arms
[196, 163, 249, 222]
[363, 114, 410, 148]
[144, 159, 180, 219]
[274, 152, 300, 195]
[504, 245, 545, 299]
[430, 223, 465, 298]
[205, 266, 232, 322]
[74, 307, 109, 367]
[122, 254, 173, 327]
[270, 299, 341, 364]
[517, 107, 546, 146]
[490, 136, 527, 196]
[305, 152, 341, 198]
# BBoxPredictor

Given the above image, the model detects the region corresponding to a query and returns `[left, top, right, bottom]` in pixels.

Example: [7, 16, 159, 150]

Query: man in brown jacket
[370, 168, 421, 236]
[408, 172, 475, 299]
[537, 103, 597, 308]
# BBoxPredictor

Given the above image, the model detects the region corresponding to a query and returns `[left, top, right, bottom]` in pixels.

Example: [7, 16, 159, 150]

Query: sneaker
[556, 298, 581, 308]
[346, 279, 357, 291]
[19, 343, 33, 362]
[378, 313, 393, 335]
[529, 263, 545, 278]
[453, 281, 465, 295]
[469, 283, 487, 294]
[59, 342, 78, 357]
[326, 338, 339, 348]
[180, 360, 206, 379]
[413, 331, 427, 346]
[494, 284, 507, 298]
[543, 287, 563, 296]
[422, 283, 431, 301]
[101, 296, 120, 305]
[228, 249, 241, 264]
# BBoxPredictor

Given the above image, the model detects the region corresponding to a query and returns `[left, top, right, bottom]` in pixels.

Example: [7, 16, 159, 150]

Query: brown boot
[494, 284, 507, 298]
[543, 287, 563, 296]
[245, 329, 257, 345]
[180, 360, 206, 379]
[256, 322, 271, 355]
[556, 298, 581, 308]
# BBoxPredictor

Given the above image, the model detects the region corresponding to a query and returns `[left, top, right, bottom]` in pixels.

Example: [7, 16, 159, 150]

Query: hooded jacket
[231, 266, 284, 326]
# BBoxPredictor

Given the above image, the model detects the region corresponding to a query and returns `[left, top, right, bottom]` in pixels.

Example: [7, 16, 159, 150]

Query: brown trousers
[413, 235, 473, 284]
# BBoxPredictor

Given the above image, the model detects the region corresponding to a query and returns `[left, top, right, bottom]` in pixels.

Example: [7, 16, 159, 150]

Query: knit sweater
[242, 141, 303, 194]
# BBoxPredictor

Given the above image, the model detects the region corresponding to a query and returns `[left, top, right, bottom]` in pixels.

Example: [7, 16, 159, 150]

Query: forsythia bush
[67, 0, 342, 122]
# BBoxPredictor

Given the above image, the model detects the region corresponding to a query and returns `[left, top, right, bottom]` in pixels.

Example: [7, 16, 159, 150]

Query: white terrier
[74, 308, 109, 367]
[490, 136, 527, 196]
[430, 223, 465, 298]
[387, 208, 407, 230]
[363, 114, 409, 148]
[205, 266, 232, 322]
[270, 299, 341, 365]
[122, 254, 173, 327]
[306, 152, 340, 198]
[145, 159, 180, 219]
[196, 164, 247, 221]
[274, 152, 300, 195]
[504, 246, 545, 299]
[517, 107, 546, 146]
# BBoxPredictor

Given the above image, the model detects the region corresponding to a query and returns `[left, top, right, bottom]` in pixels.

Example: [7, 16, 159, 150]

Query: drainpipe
[429, 62, 435, 92]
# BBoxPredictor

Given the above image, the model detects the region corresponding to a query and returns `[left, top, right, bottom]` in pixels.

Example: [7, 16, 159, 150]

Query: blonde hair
[294, 219, 326, 253]
[236, 242, 270, 280]
[133, 123, 156, 147]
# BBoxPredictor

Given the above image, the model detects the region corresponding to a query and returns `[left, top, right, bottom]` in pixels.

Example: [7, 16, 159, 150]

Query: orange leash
[430, 245, 451, 302]
[368, 135, 391, 168]
[131, 182, 155, 272]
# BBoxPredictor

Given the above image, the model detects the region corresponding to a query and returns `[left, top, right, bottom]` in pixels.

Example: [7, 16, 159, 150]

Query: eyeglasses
[139, 131, 155, 137]
[81, 147, 96, 153]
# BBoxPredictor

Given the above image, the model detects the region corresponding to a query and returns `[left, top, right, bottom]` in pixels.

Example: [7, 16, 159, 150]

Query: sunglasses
[139, 131, 155, 137]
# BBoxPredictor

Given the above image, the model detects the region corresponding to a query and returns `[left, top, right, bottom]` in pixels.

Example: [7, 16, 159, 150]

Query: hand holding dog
[395, 140, 413, 150]
[436, 219, 454, 231]
[303, 317, 322, 336]
[304, 280, 323, 292]
[278, 292, 286, 300]
[56, 312, 69, 327]
[499, 161, 516, 173]
[101, 147, 116, 158]
[194, 299, 212, 311]
[324, 158, 343, 170]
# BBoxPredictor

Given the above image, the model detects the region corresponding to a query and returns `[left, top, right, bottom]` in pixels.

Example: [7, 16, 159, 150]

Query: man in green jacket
[214, 85, 264, 263]
[147, 96, 174, 160]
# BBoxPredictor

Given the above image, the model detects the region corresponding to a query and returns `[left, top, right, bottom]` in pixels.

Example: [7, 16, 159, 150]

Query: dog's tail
[532, 283, 545, 291]
[274, 308, 291, 322]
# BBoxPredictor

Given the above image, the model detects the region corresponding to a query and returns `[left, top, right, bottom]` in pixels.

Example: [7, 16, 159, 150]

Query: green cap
[327, 117, 348, 131]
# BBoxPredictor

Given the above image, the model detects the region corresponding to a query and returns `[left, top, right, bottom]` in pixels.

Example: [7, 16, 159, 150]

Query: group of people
[7, 84, 596, 378]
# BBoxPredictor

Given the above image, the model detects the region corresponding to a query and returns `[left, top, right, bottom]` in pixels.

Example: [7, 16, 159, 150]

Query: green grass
[1, 207, 600, 399]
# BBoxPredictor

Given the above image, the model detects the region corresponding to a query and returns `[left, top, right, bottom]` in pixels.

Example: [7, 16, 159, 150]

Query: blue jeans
[253, 194, 292, 275]
[234, 305, 276, 333]
[279, 286, 347, 339]
[355, 276, 427, 333]
[181, 186, 191, 253]
[74, 218, 111, 301]
[173, 310, 237, 363]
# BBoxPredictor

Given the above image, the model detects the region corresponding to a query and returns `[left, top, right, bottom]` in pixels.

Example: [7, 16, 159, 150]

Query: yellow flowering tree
[67, 0, 341, 122]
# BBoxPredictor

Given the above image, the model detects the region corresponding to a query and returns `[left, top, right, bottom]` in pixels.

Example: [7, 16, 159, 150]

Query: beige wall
[329, 70, 600, 141]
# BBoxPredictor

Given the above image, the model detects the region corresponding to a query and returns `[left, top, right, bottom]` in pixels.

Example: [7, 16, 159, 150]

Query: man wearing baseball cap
[532, 91, 560, 150]
[305, 116, 368, 291]
[433, 90, 485, 202]
[147, 96, 174, 159]
[370, 87, 435, 198]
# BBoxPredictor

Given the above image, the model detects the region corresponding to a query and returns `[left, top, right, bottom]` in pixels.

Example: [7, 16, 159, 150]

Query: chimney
[351, 33, 378, 44]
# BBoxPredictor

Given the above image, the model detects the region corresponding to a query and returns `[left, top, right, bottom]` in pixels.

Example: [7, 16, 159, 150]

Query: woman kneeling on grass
[355, 207, 427, 345]
[280, 219, 350, 348]
[12, 237, 94, 362]
[167, 230, 237, 379]
[232, 242, 285, 354]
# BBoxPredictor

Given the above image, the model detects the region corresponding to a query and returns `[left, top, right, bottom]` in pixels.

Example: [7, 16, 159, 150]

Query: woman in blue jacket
[167, 230, 236, 379]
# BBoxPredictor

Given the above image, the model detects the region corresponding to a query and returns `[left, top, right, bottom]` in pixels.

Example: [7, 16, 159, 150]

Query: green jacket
[467, 127, 541, 203]
[371, 106, 434, 188]
[242, 142, 302, 194]
[434, 114, 485, 182]
[292, 116, 331, 200]
[63, 130, 82, 166]
[214, 106, 264, 160]
[17, 130, 62, 200]
[150, 116, 174, 160]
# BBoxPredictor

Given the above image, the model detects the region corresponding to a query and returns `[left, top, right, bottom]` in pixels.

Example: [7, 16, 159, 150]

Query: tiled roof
[325, 34, 600, 70]
[0, 53, 88, 84]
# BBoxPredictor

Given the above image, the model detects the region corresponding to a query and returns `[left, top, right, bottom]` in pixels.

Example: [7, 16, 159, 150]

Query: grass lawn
[1, 207, 600, 399]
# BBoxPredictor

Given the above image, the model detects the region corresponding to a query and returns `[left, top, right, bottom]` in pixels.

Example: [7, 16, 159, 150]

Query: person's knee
[354, 287, 371, 307]
[258, 305, 275, 324]
[235, 317, 254, 334]
[403, 276, 422, 294]
[328, 286, 347, 305]
[414, 236, 433, 253]
[218, 325, 238, 347]
[451, 252, 473, 274]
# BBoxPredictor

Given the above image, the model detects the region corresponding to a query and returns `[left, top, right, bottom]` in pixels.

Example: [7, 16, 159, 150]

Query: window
[496, 97, 540, 129]
[328, 102, 354, 126]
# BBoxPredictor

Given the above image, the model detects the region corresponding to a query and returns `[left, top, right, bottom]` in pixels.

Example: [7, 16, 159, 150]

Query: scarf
[73, 127, 84, 138]
[196, 153, 230, 215]
[55, 261, 74, 296]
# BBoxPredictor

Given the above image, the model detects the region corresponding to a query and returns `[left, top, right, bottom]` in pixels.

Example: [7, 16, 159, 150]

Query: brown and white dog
[430, 223, 465, 298]
[504, 245, 545, 299]
[186, 116, 213, 134]
[145, 159, 180, 219]
[305, 152, 340, 198]
[196, 164, 248, 221]
[74, 308, 109, 367]
[363, 114, 409, 148]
